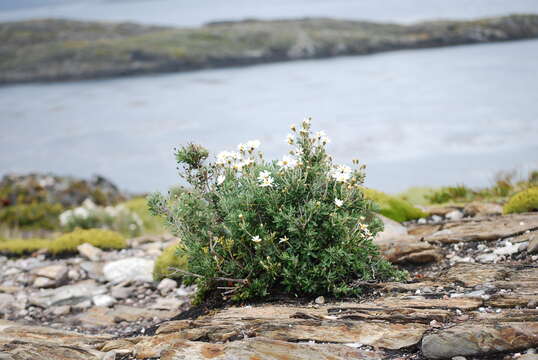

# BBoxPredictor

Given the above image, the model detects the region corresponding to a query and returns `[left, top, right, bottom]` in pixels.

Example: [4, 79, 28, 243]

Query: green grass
[504, 187, 538, 214]
[362, 188, 427, 222]
[153, 243, 188, 281]
[398, 187, 437, 206]
[0, 228, 126, 256]
[123, 197, 167, 235]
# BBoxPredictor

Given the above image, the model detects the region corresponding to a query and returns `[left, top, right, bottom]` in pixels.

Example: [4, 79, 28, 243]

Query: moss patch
[153, 243, 188, 281]
[362, 188, 427, 222]
[504, 187, 538, 214]
[0, 228, 126, 256]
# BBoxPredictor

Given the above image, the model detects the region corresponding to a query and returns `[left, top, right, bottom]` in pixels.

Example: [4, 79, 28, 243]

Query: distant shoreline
[1, 14, 538, 84]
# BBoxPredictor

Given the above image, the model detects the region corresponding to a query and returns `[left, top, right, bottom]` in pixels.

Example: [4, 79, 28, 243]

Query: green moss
[0, 228, 126, 256]
[48, 228, 126, 254]
[123, 197, 166, 234]
[0, 238, 51, 255]
[0, 203, 64, 230]
[361, 188, 427, 222]
[503, 187, 538, 214]
[153, 243, 188, 281]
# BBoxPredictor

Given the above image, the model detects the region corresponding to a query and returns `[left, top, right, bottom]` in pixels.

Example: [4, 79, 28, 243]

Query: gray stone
[80, 261, 104, 279]
[520, 355, 538, 360]
[446, 210, 463, 221]
[157, 278, 177, 295]
[77, 242, 103, 261]
[463, 202, 503, 217]
[315, 296, 325, 304]
[31, 264, 68, 281]
[422, 322, 538, 359]
[30, 280, 106, 307]
[103, 258, 154, 284]
[150, 297, 183, 311]
[476, 253, 497, 263]
[375, 215, 408, 242]
[0, 294, 15, 313]
[33, 276, 57, 288]
[92, 294, 116, 307]
[110, 285, 133, 300]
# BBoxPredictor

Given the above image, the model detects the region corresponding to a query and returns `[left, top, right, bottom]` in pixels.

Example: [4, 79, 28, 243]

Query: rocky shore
[1, 208, 538, 359]
[1, 14, 538, 84]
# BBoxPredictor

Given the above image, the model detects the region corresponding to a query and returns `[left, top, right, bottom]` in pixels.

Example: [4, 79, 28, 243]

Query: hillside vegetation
[1, 14, 538, 83]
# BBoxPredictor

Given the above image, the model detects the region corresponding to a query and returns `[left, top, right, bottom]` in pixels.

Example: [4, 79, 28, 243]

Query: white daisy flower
[335, 198, 343, 207]
[279, 236, 289, 243]
[259, 176, 274, 187]
[329, 165, 352, 183]
[251, 235, 262, 243]
[217, 175, 225, 185]
[246, 140, 261, 151]
[277, 155, 298, 170]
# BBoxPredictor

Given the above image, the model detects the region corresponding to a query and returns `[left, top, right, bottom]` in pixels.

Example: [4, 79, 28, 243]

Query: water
[1, 40, 538, 193]
[0, 0, 537, 26]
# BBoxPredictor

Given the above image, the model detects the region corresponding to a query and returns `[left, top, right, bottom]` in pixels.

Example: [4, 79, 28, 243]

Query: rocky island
[1, 14, 538, 84]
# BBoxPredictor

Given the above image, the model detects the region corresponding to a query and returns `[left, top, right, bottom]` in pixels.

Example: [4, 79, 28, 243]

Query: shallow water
[1, 0, 537, 26]
[1, 39, 537, 193]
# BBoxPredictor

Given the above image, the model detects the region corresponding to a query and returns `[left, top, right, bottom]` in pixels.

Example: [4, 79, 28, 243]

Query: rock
[426, 206, 462, 217]
[315, 296, 325, 304]
[375, 235, 443, 264]
[80, 261, 104, 279]
[103, 258, 154, 284]
[77, 243, 103, 261]
[476, 253, 498, 263]
[452, 357, 467, 360]
[130, 336, 385, 360]
[102, 351, 117, 360]
[424, 213, 538, 244]
[31, 264, 68, 282]
[375, 215, 407, 242]
[93, 294, 116, 307]
[30, 279, 106, 307]
[0, 294, 15, 313]
[446, 210, 464, 221]
[0, 319, 110, 359]
[494, 241, 521, 256]
[49, 305, 71, 316]
[463, 202, 503, 217]
[150, 297, 183, 311]
[33, 276, 57, 288]
[422, 322, 538, 359]
[110, 285, 134, 300]
[519, 355, 538, 360]
[528, 235, 538, 254]
[157, 278, 177, 295]
[73, 305, 178, 328]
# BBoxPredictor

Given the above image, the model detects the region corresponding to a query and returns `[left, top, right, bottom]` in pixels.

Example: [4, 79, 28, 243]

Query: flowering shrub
[149, 118, 405, 302]
[59, 199, 143, 237]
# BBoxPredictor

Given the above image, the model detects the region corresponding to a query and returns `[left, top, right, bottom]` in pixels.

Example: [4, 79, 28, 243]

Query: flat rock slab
[73, 305, 180, 328]
[421, 322, 538, 359]
[29, 279, 106, 307]
[131, 336, 385, 360]
[0, 320, 109, 360]
[424, 213, 538, 244]
[375, 235, 443, 264]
